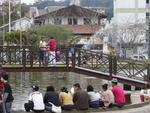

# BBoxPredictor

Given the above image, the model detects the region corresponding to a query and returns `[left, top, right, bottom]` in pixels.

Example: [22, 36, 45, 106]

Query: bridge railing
[0, 46, 69, 67]
[0, 46, 149, 84]
[112, 56, 150, 83]
[74, 48, 150, 83]
[75, 48, 113, 78]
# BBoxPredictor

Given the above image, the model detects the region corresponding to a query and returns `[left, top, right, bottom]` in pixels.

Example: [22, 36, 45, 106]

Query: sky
[21, 0, 62, 5]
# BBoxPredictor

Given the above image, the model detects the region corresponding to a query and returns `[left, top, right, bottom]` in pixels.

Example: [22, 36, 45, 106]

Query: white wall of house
[114, 0, 146, 23]
[62, 17, 68, 25]
[91, 18, 98, 24]
[78, 17, 83, 25]
[13, 19, 31, 31]
[44, 17, 99, 25]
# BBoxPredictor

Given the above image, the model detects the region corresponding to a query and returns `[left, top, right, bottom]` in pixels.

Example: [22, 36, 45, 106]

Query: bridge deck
[0, 46, 150, 88]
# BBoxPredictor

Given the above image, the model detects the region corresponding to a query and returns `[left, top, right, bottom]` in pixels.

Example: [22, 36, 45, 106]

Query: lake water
[8, 72, 105, 110]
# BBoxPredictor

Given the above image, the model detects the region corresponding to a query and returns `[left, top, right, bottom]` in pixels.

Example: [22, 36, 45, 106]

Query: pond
[9, 72, 106, 110]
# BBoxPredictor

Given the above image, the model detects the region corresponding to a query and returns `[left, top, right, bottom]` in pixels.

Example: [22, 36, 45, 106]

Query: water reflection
[9, 72, 105, 110]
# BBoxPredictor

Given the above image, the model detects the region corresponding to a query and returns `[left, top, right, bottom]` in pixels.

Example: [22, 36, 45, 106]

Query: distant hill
[34, 0, 113, 19]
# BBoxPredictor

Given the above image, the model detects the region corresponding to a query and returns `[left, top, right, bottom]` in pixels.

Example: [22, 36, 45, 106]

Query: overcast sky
[21, 0, 62, 5]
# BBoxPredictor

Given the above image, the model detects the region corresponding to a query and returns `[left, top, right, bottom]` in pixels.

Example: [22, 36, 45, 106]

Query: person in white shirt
[87, 85, 103, 108]
[24, 85, 45, 112]
[101, 84, 114, 108]
[39, 39, 47, 65]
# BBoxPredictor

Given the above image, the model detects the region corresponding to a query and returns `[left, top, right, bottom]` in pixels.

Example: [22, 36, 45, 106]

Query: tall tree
[0, 0, 29, 26]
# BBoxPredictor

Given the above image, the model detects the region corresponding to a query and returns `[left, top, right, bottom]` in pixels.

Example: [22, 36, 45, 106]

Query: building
[34, 5, 106, 37]
[108, 0, 150, 58]
[113, 0, 149, 23]
[0, 17, 32, 32]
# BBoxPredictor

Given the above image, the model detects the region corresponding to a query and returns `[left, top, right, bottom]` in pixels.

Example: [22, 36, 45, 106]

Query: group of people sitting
[24, 78, 126, 112]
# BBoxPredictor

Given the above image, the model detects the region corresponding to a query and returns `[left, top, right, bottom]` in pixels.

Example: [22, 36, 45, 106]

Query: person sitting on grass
[73, 83, 89, 110]
[44, 86, 61, 112]
[24, 85, 45, 112]
[101, 84, 114, 108]
[87, 85, 102, 108]
[111, 79, 125, 108]
[59, 87, 74, 110]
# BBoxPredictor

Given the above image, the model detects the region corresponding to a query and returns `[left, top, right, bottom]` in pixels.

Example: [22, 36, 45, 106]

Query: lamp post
[2, 2, 5, 45]
[148, 20, 150, 59]
[8, 0, 11, 32]
[19, 0, 22, 46]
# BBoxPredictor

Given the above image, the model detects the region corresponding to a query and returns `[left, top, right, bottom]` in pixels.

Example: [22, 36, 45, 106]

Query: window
[146, 0, 150, 4]
[146, 13, 150, 19]
[83, 18, 91, 25]
[68, 18, 78, 25]
[54, 18, 62, 25]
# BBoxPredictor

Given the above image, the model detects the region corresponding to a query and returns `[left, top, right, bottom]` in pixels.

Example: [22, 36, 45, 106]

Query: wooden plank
[3, 66, 72, 72]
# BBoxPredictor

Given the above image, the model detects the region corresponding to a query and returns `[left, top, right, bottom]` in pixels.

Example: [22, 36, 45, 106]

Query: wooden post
[112, 56, 117, 75]
[72, 48, 76, 69]
[66, 48, 69, 68]
[22, 47, 26, 68]
[77, 48, 81, 67]
[147, 63, 150, 89]
[30, 47, 33, 67]
[8, 46, 11, 64]
[109, 55, 113, 79]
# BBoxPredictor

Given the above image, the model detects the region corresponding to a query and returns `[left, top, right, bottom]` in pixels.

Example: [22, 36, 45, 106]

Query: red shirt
[0, 82, 4, 91]
[112, 85, 125, 103]
[47, 39, 57, 51]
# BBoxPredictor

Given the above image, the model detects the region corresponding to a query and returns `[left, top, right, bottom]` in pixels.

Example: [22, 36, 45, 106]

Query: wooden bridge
[0, 46, 150, 88]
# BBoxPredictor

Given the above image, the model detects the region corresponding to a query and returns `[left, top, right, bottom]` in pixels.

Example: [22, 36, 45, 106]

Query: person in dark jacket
[73, 83, 89, 110]
[44, 86, 61, 112]
[0, 74, 14, 113]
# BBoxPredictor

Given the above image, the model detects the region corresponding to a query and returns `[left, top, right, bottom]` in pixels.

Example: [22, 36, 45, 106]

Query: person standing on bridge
[111, 79, 125, 107]
[47, 37, 57, 65]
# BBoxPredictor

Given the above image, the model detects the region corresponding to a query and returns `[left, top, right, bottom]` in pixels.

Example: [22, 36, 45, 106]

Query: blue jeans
[4, 102, 12, 113]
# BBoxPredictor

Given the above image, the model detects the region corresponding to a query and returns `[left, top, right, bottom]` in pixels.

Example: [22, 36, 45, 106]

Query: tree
[34, 25, 72, 42]
[101, 21, 147, 56]
[0, 1, 30, 26]
[4, 31, 27, 45]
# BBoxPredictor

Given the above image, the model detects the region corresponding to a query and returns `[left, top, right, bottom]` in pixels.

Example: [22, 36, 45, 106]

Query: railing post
[72, 48, 76, 69]
[8, 46, 11, 64]
[109, 55, 113, 79]
[147, 63, 150, 88]
[112, 56, 117, 75]
[77, 48, 81, 67]
[30, 47, 33, 67]
[22, 47, 26, 68]
[66, 48, 69, 68]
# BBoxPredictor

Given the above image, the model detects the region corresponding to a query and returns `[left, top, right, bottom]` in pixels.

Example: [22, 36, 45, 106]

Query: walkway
[97, 104, 150, 113]
[13, 104, 150, 113]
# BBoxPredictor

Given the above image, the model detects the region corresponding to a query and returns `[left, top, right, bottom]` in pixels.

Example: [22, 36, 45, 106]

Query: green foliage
[67, 36, 81, 45]
[25, 29, 40, 46]
[34, 25, 72, 41]
[4, 31, 27, 45]
[2, 25, 72, 46]
[0, 1, 30, 26]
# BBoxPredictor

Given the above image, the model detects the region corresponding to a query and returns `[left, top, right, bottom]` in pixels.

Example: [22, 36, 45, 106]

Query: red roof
[62, 25, 100, 35]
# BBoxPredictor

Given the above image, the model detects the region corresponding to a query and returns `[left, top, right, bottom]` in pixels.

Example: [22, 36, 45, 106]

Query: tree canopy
[0, 1, 30, 26]
[1, 25, 72, 46]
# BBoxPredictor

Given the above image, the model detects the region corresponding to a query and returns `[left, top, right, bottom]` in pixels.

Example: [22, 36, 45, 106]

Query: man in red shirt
[47, 37, 57, 65]
[111, 79, 125, 107]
